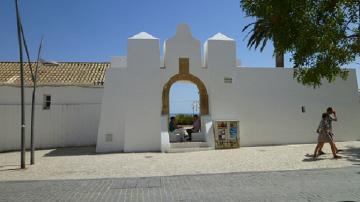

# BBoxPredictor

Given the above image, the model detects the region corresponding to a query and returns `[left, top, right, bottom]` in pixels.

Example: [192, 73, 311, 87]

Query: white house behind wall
[0, 62, 109, 152]
[1, 24, 359, 153]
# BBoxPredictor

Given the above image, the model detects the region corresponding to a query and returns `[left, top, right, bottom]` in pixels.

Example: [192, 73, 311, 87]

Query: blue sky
[1, 0, 359, 113]
[170, 83, 199, 114]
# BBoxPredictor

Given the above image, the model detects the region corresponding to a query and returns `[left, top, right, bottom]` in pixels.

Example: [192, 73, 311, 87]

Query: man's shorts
[329, 132, 335, 141]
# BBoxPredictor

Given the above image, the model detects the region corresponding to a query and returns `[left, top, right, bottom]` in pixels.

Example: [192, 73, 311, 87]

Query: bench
[191, 132, 205, 142]
[169, 132, 183, 142]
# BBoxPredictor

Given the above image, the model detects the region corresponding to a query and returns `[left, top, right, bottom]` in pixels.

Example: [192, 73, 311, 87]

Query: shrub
[175, 114, 193, 125]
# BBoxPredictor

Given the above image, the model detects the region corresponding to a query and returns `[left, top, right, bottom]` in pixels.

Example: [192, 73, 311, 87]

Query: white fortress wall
[202, 29, 360, 146]
[96, 57, 127, 153]
[123, 32, 162, 152]
[205, 33, 237, 119]
[96, 24, 360, 152]
[232, 68, 360, 146]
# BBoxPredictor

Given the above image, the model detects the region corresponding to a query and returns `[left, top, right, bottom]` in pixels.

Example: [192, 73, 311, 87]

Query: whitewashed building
[96, 24, 360, 153]
[0, 62, 109, 152]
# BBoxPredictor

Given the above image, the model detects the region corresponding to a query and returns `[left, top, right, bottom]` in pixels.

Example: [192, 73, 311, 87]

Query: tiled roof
[0, 62, 110, 87]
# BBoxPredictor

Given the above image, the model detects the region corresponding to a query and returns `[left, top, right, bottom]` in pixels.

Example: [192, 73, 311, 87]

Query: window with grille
[43, 95, 51, 110]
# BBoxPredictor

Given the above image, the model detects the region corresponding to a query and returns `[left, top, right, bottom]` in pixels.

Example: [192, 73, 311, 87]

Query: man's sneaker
[318, 151, 326, 155]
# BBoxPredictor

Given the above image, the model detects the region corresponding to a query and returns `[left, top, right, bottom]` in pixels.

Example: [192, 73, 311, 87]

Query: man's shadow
[302, 145, 360, 164]
[302, 153, 325, 162]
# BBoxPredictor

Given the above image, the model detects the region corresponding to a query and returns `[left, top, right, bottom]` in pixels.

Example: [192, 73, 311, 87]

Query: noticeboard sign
[213, 120, 239, 149]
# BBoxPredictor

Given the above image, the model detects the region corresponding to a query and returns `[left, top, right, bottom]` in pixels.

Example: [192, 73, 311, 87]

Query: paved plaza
[1, 141, 360, 181]
[0, 141, 359, 201]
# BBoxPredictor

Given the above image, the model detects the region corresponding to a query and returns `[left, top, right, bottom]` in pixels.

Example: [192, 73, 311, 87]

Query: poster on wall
[217, 121, 227, 141]
[229, 121, 238, 139]
[213, 120, 239, 149]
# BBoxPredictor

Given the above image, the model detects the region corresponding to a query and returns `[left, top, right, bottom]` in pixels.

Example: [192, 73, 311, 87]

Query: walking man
[313, 113, 341, 159]
[318, 107, 342, 155]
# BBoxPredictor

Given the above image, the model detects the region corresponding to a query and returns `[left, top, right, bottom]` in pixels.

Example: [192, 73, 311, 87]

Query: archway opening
[161, 73, 209, 116]
[169, 81, 200, 126]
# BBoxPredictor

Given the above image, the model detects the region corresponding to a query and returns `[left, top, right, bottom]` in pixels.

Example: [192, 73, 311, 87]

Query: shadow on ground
[341, 145, 360, 166]
[43, 144, 360, 167]
[302, 145, 360, 165]
[302, 154, 326, 162]
[44, 147, 96, 157]
[0, 165, 28, 171]
[338, 201, 358, 202]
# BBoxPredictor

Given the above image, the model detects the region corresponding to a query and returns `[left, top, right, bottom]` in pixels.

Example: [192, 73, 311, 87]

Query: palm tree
[243, 17, 284, 67]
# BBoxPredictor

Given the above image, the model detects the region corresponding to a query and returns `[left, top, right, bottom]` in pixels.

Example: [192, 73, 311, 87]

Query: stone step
[170, 141, 209, 149]
[168, 141, 213, 153]
[168, 147, 213, 153]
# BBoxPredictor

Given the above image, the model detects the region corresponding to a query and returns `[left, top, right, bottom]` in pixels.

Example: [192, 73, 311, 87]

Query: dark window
[43, 95, 51, 110]
[224, 77, 232, 84]
[301, 106, 306, 113]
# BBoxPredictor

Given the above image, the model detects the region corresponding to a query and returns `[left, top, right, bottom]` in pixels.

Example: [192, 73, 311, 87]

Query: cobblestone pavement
[1, 167, 360, 202]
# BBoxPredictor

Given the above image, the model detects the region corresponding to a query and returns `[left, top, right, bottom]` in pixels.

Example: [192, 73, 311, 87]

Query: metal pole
[30, 37, 43, 165]
[30, 83, 35, 164]
[15, 0, 26, 169]
[192, 101, 195, 115]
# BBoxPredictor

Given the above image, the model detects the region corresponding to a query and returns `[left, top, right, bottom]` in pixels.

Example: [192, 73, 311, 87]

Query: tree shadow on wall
[44, 146, 97, 157]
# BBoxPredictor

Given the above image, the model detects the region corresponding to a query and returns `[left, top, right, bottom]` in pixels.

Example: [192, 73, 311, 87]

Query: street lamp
[15, 0, 58, 167]
[30, 39, 58, 164]
[39, 58, 59, 66]
[192, 101, 199, 115]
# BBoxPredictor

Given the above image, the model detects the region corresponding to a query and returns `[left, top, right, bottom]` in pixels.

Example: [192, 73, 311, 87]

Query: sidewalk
[1, 141, 359, 181]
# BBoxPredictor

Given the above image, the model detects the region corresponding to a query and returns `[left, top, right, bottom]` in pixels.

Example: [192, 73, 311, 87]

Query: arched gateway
[162, 59, 209, 115]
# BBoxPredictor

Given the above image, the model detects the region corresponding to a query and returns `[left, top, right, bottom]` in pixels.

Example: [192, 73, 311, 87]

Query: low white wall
[202, 115, 215, 148]
[160, 115, 170, 152]
[0, 86, 103, 152]
[96, 67, 127, 153]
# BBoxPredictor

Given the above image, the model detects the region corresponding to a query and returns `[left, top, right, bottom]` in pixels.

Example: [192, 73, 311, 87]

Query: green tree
[242, 12, 285, 67]
[240, 0, 360, 87]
